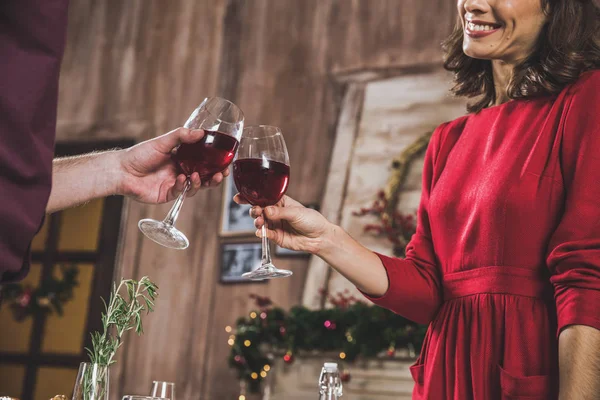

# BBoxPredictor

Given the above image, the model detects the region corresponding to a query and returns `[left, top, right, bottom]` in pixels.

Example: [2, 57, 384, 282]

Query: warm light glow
[260, 371, 267, 378]
[251, 372, 258, 379]
[228, 339, 235, 346]
[263, 365, 271, 371]
[225, 326, 232, 333]
[244, 340, 251, 347]
[250, 312, 257, 319]
[239, 396, 246, 400]
[339, 352, 346, 359]
[229, 335, 236, 340]
[347, 335, 353, 342]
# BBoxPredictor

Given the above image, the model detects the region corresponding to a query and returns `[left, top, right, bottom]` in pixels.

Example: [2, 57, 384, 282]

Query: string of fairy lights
[226, 293, 427, 395]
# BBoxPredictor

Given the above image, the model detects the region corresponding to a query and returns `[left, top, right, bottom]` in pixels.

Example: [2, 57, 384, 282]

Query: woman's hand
[233, 194, 334, 255]
[234, 193, 389, 297]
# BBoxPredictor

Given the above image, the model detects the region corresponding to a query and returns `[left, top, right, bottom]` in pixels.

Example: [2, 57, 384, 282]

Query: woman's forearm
[317, 224, 390, 297]
[558, 325, 600, 399]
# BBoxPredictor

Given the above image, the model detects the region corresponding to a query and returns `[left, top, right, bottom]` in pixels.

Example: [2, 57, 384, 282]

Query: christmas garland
[1, 264, 79, 321]
[354, 130, 432, 257]
[227, 292, 427, 393]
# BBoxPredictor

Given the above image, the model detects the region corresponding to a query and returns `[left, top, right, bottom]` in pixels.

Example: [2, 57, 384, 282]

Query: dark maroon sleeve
[0, 0, 70, 282]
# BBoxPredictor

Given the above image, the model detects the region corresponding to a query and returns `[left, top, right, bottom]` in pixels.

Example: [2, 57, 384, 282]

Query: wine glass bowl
[233, 125, 292, 280]
[138, 97, 244, 249]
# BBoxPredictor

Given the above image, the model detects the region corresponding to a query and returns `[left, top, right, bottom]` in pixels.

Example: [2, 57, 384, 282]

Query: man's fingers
[210, 173, 224, 185]
[153, 127, 204, 154]
[187, 172, 202, 197]
[167, 174, 187, 200]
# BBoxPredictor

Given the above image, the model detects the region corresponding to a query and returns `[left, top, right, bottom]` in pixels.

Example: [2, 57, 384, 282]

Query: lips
[465, 20, 502, 38]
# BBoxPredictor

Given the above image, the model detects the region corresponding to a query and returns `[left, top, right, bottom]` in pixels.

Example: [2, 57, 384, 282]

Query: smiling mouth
[465, 20, 502, 37]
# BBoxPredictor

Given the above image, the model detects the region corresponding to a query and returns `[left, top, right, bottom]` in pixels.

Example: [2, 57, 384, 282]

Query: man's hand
[47, 127, 229, 213]
[117, 127, 229, 204]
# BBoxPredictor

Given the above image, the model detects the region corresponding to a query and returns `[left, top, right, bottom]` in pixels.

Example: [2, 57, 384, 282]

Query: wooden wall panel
[327, 0, 457, 74]
[54, 1, 457, 398]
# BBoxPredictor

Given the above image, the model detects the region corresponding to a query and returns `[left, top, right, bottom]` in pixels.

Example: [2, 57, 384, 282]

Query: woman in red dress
[236, 0, 600, 398]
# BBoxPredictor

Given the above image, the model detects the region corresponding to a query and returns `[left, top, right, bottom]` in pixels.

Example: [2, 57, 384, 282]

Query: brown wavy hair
[443, 0, 600, 113]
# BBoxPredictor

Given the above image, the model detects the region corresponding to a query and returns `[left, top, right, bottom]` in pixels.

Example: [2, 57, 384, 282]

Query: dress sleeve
[547, 71, 600, 336]
[359, 123, 445, 325]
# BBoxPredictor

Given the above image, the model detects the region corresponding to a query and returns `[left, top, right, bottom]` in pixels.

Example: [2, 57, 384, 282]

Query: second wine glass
[233, 125, 292, 280]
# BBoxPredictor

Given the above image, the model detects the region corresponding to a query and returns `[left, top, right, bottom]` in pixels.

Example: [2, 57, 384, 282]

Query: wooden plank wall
[55, 1, 457, 398]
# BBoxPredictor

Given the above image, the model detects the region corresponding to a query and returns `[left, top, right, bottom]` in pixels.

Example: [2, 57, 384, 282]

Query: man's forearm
[559, 324, 600, 399]
[47, 150, 123, 213]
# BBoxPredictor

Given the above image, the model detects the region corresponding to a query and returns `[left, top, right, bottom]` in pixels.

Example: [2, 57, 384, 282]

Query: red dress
[362, 70, 600, 400]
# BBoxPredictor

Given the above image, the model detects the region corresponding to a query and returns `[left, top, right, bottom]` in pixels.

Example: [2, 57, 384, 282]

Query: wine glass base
[138, 219, 189, 250]
[242, 264, 293, 280]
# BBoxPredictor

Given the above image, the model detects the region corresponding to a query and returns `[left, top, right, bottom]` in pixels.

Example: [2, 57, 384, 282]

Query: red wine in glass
[233, 158, 290, 207]
[174, 130, 239, 180]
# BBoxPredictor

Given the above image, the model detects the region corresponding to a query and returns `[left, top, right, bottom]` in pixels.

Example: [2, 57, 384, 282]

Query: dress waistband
[442, 266, 552, 301]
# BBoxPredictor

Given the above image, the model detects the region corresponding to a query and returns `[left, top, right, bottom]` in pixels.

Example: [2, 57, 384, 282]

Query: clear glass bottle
[318, 362, 343, 399]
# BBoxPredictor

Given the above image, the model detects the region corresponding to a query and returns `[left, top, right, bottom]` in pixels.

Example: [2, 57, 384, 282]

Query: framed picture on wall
[220, 175, 255, 236]
[274, 203, 319, 258]
[220, 242, 264, 283]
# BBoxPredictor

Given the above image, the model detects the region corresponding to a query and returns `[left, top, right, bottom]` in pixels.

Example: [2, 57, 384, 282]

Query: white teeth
[467, 22, 497, 32]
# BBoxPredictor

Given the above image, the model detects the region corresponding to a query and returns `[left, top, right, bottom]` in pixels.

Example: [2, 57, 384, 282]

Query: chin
[463, 42, 496, 60]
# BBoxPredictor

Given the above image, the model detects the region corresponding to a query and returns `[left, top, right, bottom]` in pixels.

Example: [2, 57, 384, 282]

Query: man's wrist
[101, 149, 127, 197]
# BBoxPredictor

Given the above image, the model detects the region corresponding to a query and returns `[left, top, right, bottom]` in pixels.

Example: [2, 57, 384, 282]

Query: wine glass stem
[261, 218, 273, 266]
[163, 178, 191, 226]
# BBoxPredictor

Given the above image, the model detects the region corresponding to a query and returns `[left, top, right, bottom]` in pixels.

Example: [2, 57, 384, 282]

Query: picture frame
[274, 203, 319, 258]
[219, 242, 265, 283]
[220, 176, 256, 236]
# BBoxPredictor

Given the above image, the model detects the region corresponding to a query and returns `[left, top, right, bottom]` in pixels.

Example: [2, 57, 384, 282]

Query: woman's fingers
[249, 206, 263, 218]
[254, 215, 265, 229]
[233, 193, 249, 205]
[255, 227, 280, 241]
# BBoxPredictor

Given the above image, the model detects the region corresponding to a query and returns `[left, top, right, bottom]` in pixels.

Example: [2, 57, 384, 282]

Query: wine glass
[151, 381, 175, 400]
[138, 97, 244, 249]
[233, 125, 292, 280]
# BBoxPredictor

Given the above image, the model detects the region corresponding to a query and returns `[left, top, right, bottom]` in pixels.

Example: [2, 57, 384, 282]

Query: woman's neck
[491, 59, 515, 106]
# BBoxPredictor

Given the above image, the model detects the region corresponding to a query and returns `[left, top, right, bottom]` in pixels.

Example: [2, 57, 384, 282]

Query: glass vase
[72, 362, 109, 400]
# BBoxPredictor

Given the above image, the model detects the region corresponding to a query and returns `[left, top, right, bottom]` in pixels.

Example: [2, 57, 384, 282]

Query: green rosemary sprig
[85, 276, 159, 366]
